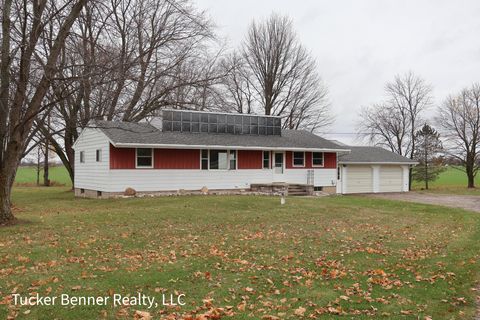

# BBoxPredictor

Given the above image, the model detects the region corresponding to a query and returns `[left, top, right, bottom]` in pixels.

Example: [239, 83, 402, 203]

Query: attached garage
[337, 146, 416, 194]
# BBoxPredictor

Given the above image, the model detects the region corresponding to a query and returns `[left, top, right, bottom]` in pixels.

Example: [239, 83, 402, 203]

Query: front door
[273, 152, 284, 181]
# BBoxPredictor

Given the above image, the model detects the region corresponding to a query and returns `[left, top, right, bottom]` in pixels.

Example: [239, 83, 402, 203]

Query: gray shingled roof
[90, 120, 348, 151]
[338, 146, 416, 164]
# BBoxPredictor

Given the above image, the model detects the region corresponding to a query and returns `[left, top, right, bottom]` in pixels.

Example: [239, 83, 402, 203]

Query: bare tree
[436, 84, 480, 188]
[359, 103, 410, 155]
[0, 0, 88, 224]
[36, 0, 219, 186]
[217, 53, 254, 114]
[358, 72, 432, 189]
[233, 14, 331, 131]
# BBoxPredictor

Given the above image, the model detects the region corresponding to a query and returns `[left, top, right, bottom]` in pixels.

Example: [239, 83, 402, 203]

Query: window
[96, 149, 102, 162]
[201, 150, 236, 170]
[201, 150, 208, 170]
[337, 167, 341, 180]
[293, 152, 305, 167]
[79, 151, 85, 163]
[97, 191, 102, 197]
[229, 150, 237, 170]
[263, 151, 270, 169]
[314, 186, 323, 191]
[136, 148, 153, 168]
[209, 150, 228, 170]
[80, 188, 85, 194]
[312, 152, 324, 167]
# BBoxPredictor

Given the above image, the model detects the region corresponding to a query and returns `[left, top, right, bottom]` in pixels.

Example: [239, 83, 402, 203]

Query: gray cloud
[196, 0, 480, 144]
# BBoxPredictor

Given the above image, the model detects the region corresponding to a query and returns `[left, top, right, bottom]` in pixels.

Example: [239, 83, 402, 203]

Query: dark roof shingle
[91, 120, 348, 151]
[338, 146, 416, 164]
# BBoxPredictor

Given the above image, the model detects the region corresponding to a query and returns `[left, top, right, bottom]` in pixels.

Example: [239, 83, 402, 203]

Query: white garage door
[379, 166, 403, 192]
[345, 166, 373, 193]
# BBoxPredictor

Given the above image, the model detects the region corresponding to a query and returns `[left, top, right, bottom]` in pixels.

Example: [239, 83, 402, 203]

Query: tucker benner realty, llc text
[12, 293, 186, 309]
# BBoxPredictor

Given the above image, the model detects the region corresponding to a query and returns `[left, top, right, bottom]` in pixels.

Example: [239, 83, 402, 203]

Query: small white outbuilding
[336, 146, 417, 194]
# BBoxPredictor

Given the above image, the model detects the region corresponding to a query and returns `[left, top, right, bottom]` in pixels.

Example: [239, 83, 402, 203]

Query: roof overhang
[112, 142, 350, 153]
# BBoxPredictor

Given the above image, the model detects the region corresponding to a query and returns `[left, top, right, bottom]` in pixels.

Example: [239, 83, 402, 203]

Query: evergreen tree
[412, 124, 445, 189]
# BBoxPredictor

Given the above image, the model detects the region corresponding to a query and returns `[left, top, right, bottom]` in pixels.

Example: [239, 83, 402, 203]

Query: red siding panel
[154, 149, 199, 169]
[285, 151, 337, 169]
[110, 144, 135, 169]
[324, 152, 337, 168]
[238, 150, 263, 169]
[285, 151, 293, 169]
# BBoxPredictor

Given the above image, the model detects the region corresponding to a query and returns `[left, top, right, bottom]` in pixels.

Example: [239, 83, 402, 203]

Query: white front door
[273, 152, 284, 181]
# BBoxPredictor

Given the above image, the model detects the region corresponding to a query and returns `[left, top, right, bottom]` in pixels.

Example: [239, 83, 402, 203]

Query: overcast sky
[195, 0, 480, 145]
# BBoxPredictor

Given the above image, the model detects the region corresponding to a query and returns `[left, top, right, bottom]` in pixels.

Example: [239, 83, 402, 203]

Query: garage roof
[88, 120, 350, 152]
[338, 146, 417, 164]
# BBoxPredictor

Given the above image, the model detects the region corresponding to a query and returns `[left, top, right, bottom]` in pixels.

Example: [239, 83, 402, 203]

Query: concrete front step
[287, 184, 309, 196]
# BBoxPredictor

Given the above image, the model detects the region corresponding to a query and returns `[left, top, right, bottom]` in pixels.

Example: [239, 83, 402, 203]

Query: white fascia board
[72, 125, 114, 150]
[112, 142, 350, 153]
[338, 161, 418, 165]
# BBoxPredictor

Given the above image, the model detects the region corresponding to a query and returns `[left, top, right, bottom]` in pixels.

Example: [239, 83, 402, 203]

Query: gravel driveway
[365, 192, 480, 213]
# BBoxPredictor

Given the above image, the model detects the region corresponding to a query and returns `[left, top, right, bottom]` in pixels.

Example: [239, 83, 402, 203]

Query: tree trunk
[408, 167, 412, 191]
[467, 171, 475, 188]
[43, 139, 49, 186]
[466, 157, 476, 188]
[0, 171, 15, 225]
[43, 115, 50, 186]
[36, 147, 41, 186]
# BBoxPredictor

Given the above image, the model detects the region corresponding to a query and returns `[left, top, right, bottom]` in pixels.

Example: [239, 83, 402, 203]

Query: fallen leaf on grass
[294, 306, 306, 316]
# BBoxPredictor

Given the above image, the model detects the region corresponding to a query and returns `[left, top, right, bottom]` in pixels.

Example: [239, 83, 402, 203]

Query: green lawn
[15, 166, 71, 187]
[412, 166, 480, 195]
[1, 187, 479, 319]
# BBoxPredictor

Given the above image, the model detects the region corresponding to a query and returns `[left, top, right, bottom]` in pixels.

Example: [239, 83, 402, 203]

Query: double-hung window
[96, 149, 102, 162]
[229, 150, 237, 170]
[312, 152, 324, 167]
[136, 148, 153, 168]
[201, 150, 209, 170]
[79, 151, 85, 163]
[293, 152, 305, 167]
[209, 150, 228, 169]
[263, 151, 270, 169]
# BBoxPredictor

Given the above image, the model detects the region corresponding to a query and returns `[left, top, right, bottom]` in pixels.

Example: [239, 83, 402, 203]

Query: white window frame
[263, 151, 270, 169]
[96, 149, 102, 162]
[292, 151, 305, 167]
[79, 151, 85, 163]
[229, 150, 237, 170]
[200, 149, 209, 170]
[135, 148, 154, 168]
[200, 149, 237, 170]
[312, 152, 324, 167]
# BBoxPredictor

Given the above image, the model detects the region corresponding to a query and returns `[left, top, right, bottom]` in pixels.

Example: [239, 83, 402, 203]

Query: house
[72, 109, 415, 198]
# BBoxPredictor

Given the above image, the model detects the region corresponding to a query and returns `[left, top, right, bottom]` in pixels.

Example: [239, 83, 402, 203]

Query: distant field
[412, 166, 480, 194]
[15, 165, 71, 187]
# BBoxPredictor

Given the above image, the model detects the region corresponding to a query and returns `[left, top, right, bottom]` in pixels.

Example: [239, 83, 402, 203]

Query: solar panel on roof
[161, 110, 282, 136]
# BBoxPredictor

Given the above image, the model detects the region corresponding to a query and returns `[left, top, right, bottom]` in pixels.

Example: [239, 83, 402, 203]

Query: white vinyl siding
[379, 166, 403, 192]
[345, 166, 373, 194]
[74, 128, 110, 191]
[104, 168, 337, 192]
